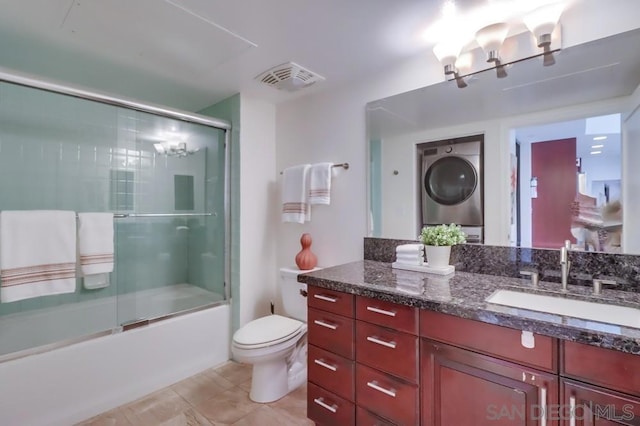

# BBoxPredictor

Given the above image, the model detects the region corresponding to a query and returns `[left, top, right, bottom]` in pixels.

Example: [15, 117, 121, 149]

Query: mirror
[367, 28, 640, 254]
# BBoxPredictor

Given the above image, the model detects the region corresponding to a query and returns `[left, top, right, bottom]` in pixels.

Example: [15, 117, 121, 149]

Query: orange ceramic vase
[295, 233, 318, 270]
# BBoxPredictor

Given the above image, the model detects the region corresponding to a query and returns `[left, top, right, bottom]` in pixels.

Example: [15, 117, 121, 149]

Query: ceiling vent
[256, 62, 325, 92]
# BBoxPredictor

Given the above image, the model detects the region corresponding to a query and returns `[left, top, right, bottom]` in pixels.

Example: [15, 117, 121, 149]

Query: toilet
[231, 267, 316, 403]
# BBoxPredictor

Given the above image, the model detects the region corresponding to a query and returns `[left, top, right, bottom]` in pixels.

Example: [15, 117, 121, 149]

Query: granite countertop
[297, 260, 640, 355]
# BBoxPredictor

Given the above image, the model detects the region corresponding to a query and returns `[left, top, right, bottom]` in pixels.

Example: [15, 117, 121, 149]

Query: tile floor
[77, 361, 313, 426]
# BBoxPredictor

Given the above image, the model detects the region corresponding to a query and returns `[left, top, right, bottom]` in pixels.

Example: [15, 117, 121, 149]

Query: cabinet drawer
[356, 321, 418, 383]
[562, 379, 640, 425]
[356, 364, 418, 426]
[308, 344, 354, 402]
[356, 406, 396, 425]
[563, 341, 640, 396]
[308, 382, 355, 426]
[308, 286, 354, 317]
[308, 308, 355, 359]
[420, 310, 557, 372]
[356, 296, 418, 335]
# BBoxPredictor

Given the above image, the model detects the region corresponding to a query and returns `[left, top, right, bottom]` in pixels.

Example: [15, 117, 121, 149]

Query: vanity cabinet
[561, 341, 640, 425]
[420, 310, 559, 426]
[355, 296, 419, 425]
[307, 287, 356, 425]
[560, 380, 640, 425]
[306, 286, 640, 425]
[421, 339, 559, 425]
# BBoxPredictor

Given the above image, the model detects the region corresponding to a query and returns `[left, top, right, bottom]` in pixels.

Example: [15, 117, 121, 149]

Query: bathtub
[0, 284, 225, 357]
[0, 289, 230, 426]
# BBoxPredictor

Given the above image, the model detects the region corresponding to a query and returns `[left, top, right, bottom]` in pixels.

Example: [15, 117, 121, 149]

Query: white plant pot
[425, 245, 451, 268]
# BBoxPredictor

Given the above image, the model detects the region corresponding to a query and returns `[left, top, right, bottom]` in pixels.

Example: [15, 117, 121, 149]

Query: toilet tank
[280, 266, 320, 322]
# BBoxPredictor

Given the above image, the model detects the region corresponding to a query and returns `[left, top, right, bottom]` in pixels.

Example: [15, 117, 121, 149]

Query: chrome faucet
[560, 240, 571, 292]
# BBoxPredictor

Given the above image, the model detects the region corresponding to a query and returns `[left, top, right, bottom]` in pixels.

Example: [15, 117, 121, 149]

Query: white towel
[395, 254, 424, 265]
[77, 213, 114, 280]
[0, 211, 76, 303]
[396, 244, 424, 254]
[309, 162, 333, 205]
[282, 164, 311, 223]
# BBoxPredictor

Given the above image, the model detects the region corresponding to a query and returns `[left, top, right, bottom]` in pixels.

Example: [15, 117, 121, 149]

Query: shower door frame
[0, 69, 232, 363]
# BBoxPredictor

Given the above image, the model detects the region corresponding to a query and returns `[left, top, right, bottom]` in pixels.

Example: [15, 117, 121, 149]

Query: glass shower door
[114, 109, 226, 327]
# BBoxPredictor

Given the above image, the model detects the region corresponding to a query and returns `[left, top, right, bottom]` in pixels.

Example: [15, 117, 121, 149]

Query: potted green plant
[419, 224, 466, 268]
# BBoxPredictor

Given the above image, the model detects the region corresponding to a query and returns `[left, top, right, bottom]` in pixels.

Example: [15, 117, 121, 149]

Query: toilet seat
[233, 315, 304, 350]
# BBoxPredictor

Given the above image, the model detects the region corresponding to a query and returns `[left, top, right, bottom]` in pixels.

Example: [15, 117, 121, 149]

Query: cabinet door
[422, 339, 559, 426]
[561, 379, 640, 425]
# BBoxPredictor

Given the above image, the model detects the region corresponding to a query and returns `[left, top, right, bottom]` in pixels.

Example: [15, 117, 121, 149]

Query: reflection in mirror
[367, 29, 640, 254]
[511, 114, 622, 253]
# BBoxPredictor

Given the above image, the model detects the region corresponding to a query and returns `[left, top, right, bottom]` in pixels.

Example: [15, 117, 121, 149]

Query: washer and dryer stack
[419, 135, 484, 243]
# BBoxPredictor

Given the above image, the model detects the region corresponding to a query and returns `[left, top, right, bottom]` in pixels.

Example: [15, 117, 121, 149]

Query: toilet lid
[233, 315, 303, 348]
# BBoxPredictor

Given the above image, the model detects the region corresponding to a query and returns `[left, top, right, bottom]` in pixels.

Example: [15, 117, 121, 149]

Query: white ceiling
[0, 0, 472, 111]
[515, 114, 622, 160]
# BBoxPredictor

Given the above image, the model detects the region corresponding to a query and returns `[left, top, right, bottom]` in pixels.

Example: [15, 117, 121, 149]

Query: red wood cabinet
[305, 286, 640, 426]
[306, 291, 355, 425]
[561, 379, 640, 425]
[355, 320, 419, 383]
[421, 339, 559, 425]
[308, 382, 355, 426]
[562, 341, 640, 397]
[420, 309, 557, 372]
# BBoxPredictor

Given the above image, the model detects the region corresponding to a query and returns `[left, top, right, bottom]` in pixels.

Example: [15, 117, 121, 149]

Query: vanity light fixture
[430, 0, 566, 88]
[523, 2, 565, 66]
[433, 42, 463, 75]
[475, 23, 509, 64]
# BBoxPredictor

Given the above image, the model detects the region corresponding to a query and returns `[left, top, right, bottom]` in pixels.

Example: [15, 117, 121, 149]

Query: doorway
[512, 113, 622, 251]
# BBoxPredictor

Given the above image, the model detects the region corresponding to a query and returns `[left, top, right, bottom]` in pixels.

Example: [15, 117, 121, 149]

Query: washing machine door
[424, 156, 478, 206]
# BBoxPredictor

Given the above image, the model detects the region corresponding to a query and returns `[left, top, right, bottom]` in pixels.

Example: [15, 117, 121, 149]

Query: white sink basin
[486, 290, 640, 329]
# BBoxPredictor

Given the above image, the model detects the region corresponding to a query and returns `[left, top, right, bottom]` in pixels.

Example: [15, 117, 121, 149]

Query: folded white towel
[309, 162, 333, 205]
[396, 253, 424, 263]
[395, 256, 424, 266]
[282, 164, 311, 223]
[396, 244, 424, 254]
[0, 211, 76, 303]
[77, 213, 114, 289]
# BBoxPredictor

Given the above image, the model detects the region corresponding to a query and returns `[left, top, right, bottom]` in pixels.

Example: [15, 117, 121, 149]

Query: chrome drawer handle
[314, 319, 337, 330]
[314, 397, 337, 413]
[540, 386, 547, 426]
[366, 306, 397, 317]
[314, 294, 338, 303]
[314, 358, 337, 372]
[367, 381, 396, 398]
[367, 336, 397, 349]
[569, 396, 576, 426]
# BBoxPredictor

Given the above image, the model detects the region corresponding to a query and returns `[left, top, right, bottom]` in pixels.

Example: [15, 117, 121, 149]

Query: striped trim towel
[309, 162, 333, 205]
[0, 210, 77, 303]
[77, 213, 114, 289]
[282, 164, 311, 223]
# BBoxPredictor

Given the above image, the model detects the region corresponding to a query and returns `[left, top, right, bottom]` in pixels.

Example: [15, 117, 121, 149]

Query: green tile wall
[0, 82, 227, 326]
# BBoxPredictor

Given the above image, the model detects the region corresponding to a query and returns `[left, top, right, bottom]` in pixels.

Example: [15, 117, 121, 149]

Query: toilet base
[248, 359, 307, 403]
[250, 359, 289, 403]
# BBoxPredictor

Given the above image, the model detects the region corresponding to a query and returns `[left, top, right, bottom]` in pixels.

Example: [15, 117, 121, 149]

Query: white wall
[274, 2, 640, 262]
[622, 84, 640, 254]
[0, 305, 230, 426]
[380, 121, 501, 242]
[238, 96, 278, 326]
